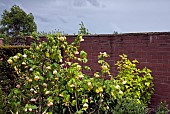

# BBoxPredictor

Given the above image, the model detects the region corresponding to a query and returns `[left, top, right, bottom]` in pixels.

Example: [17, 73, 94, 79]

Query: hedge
[0, 46, 30, 93]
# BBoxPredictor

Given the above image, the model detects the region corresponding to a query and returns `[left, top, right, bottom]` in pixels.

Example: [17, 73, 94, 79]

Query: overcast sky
[0, 0, 170, 34]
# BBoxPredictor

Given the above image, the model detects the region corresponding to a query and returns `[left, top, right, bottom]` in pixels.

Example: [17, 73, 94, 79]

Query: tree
[0, 5, 37, 44]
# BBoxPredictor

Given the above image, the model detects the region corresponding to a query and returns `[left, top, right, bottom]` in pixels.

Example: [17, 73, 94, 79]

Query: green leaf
[71, 100, 77, 106]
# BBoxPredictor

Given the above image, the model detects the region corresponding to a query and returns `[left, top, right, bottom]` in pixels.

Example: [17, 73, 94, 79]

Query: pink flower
[47, 102, 53, 107]
[30, 98, 36, 102]
[16, 84, 21, 88]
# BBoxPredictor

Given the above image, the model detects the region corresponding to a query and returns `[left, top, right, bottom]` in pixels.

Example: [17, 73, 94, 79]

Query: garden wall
[66, 32, 170, 108]
[25, 32, 170, 107]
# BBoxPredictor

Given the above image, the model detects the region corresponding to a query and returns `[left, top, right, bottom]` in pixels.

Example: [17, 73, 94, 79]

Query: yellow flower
[75, 51, 79, 54]
[45, 91, 50, 95]
[58, 36, 66, 41]
[13, 55, 19, 60]
[101, 65, 107, 70]
[88, 82, 91, 86]
[83, 103, 88, 108]
[46, 66, 51, 70]
[53, 70, 57, 75]
[30, 88, 34, 92]
[80, 38, 84, 42]
[7, 59, 13, 64]
[28, 79, 32, 82]
[54, 77, 59, 80]
[77, 65, 81, 70]
[79, 35, 84, 42]
[70, 84, 75, 88]
[14, 66, 18, 71]
[96, 89, 100, 93]
[103, 52, 107, 57]
[59, 94, 64, 97]
[45, 52, 50, 58]
[78, 74, 84, 78]
[98, 87, 103, 92]
[94, 73, 100, 78]
[119, 90, 123, 94]
[29, 68, 33, 71]
[34, 76, 39, 81]
[22, 62, 27, 65]
[43, 83, 47, 87]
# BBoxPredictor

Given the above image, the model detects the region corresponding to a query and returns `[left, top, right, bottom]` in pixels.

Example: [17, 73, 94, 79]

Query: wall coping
[66, 32, 170, 37]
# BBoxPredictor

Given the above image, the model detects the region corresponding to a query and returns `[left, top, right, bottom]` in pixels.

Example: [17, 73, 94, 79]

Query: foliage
[0, 46, 30, 94]
[156, 101, 170, 114]
[115, 54, 154, 104]
[0, 5, 37, 45]
[112, 98, 147, 114]
[0, 34, 6, 38]
[0, 86, 9, 113]
[78, 21, 90, 35]
[6, 32, 154, 113]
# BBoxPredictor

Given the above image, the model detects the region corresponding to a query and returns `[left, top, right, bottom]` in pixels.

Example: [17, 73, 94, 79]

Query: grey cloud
[35, 15, 50, 23]
[73, 0, 86, 7]
[87, 0, 100, 7]
[1, 0, 170, 34]
[58, 17, 68, 23]
[73, 0, 100, 7]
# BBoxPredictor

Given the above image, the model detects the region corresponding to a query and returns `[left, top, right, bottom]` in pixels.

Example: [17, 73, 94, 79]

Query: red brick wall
[67, 32, 170, 107]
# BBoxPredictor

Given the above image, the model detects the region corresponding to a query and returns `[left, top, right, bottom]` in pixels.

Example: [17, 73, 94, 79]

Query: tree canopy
[0, 5, 37, 37]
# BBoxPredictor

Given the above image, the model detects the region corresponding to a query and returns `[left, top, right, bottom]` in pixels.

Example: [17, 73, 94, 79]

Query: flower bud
[101, 65, 107, 70]
[43, 83, 47, 87]
[29, 108, 32, 112]
[77, 65, 81, 71]
[46, 66, 51, 70]
[13, 55, 19, 60]
[23, 54, 27, 58]
[7, 59, 13, 64]
[83, 103, 88, 108]
[115, 85, 120, 89]
[22, 62, 27, 65]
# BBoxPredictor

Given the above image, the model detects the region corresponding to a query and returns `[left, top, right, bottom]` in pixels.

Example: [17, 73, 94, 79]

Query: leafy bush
[156, 101, 170, 114]
[115, 54, 154, 104]
[6, 32, 154, 113]
[112, 98, 147, 114]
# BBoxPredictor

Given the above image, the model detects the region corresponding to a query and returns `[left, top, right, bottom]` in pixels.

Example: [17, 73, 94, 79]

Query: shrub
[6, 32, 154, 113]
[112, 98, 147, 114]
[115, 54, 154, 104]
[156, 101, 170, 114]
